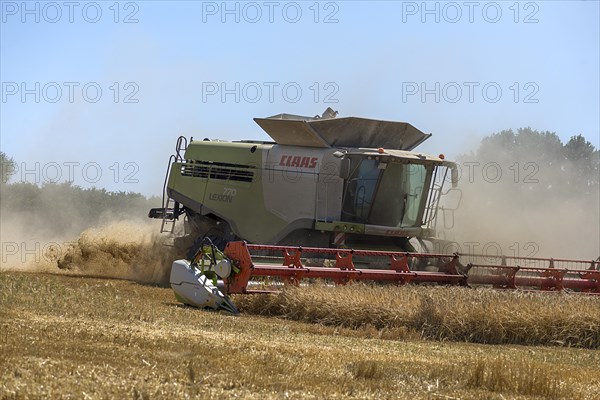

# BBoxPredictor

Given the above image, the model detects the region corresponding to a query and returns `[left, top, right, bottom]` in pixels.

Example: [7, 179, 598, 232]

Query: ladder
[160, 197, 177, 233]
[159, 136, 189, 234]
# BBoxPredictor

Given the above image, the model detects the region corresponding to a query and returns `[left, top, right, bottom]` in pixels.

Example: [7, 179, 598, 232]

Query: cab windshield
[341, 158, 430, 227]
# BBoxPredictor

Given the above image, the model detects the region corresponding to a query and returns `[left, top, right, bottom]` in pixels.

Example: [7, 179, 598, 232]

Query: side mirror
[339, 158, 351, 180]
[451, 166, 459, 188]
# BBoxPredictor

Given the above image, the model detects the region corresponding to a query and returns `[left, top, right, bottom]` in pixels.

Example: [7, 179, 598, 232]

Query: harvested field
[1, 271, 600, 399]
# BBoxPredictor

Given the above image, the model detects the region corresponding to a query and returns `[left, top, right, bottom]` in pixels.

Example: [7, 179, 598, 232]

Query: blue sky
[1, 0, 599, 195]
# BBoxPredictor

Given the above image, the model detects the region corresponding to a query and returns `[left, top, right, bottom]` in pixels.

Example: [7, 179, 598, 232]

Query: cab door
[341, 158, 382, 223]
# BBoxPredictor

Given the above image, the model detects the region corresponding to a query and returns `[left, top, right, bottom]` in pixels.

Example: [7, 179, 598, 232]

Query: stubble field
[1, 271, 599, 399]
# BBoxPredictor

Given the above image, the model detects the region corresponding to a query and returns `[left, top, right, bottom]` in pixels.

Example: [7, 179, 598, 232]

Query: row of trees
[1, 152, 160, 238]
[1, 151, 15, 184]
[464, 129, 599, 190]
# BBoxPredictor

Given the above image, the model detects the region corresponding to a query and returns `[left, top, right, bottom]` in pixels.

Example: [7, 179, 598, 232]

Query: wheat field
[235, 283, 600, 348]
[2, 271, 600, 399]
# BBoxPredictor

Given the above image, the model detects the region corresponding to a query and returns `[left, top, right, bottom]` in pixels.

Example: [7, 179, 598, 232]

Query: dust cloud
[0, 183, 186, 285]
[438, 131, 600, 261]
[1, 214, 186, 286]
[55, 220, 184, 285]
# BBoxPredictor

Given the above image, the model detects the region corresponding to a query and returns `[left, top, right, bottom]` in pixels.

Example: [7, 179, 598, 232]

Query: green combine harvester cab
[149, 109, 458, 253]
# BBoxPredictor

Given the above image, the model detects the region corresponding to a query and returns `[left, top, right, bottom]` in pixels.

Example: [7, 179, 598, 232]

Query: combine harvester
[149, 109, 600, 313]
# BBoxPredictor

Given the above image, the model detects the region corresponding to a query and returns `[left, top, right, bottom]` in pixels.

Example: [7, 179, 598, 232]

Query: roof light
[439, 154, 445, 160]
[377, 148, 385, 154]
